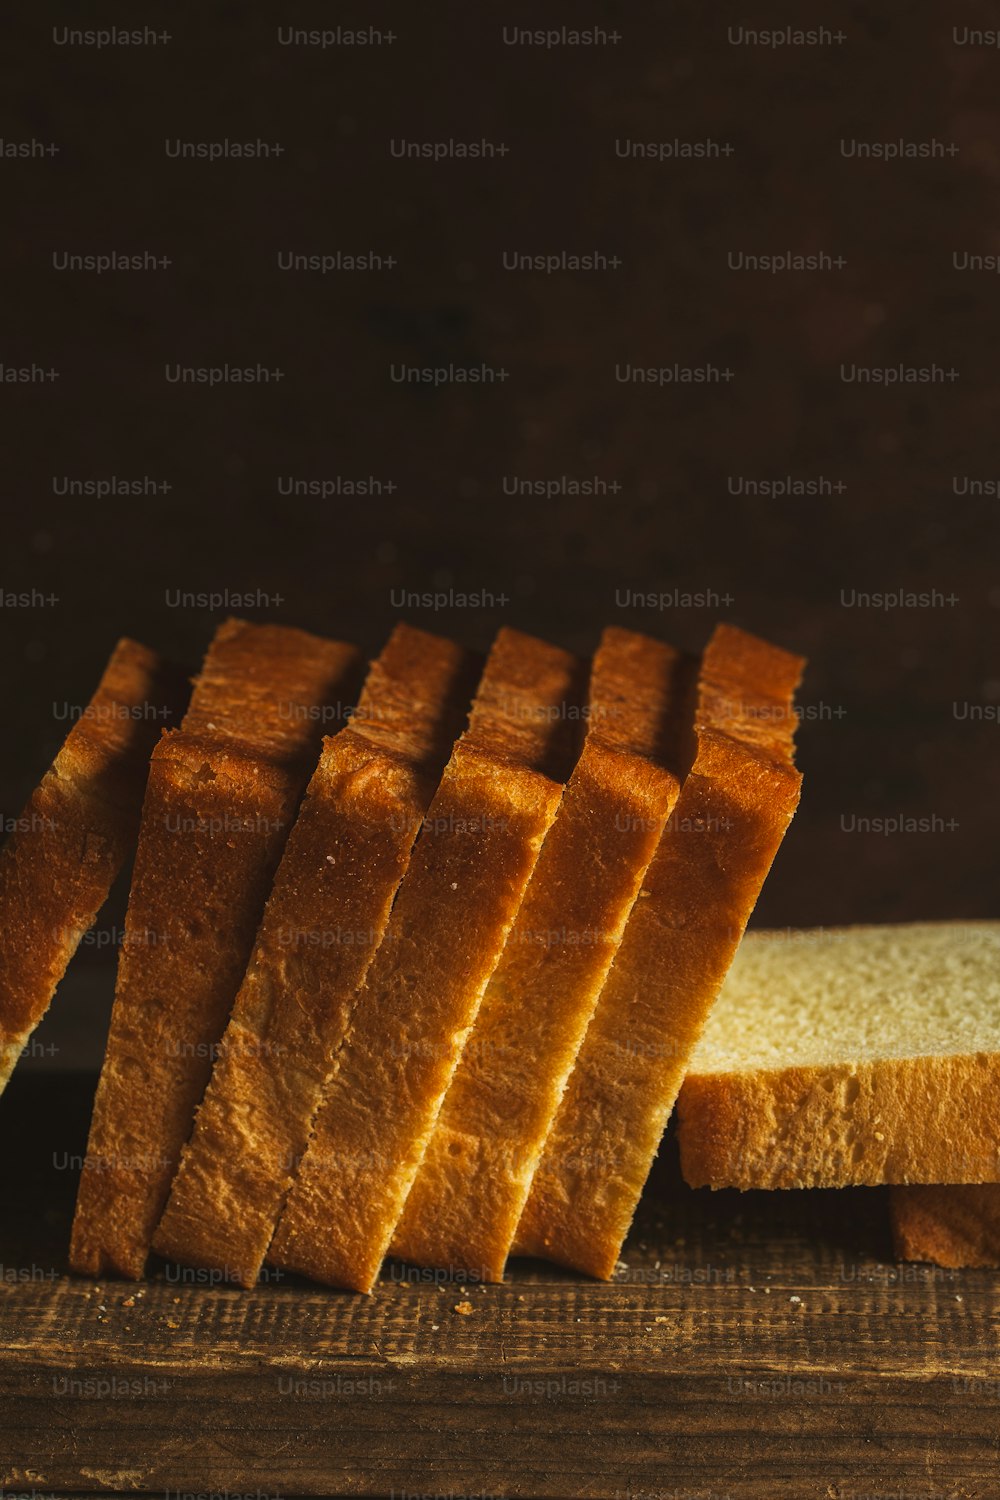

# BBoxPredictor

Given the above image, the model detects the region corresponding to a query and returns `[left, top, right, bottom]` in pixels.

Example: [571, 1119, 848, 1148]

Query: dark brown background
[2, 10, 1000, 1497]
[2, 0, 998, 1067]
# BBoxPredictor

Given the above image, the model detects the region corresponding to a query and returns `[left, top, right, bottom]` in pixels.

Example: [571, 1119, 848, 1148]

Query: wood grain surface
[1, 1075, 997, 1499]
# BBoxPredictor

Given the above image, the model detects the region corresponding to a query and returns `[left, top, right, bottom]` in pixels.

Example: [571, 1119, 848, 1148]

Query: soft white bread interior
[678, 922, 1000, 1190]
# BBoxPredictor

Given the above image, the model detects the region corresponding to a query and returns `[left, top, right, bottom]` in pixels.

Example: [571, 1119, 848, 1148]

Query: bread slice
[390, 627, 693, 1281]
[0, 640, 187, 1094]
[514, 623, 804, 1278]
[69, 619, 362, 1279]
[891, 1185, 1000, 1268]
[150, 624, 481, 1286]
[677, 922, 1000, 1190]
[267, 627, 584, 1292]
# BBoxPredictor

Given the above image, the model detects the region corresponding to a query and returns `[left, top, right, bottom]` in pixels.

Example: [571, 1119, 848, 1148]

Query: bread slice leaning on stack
[390, 627, 694, 1282]
[0, 640, 188, 1095]
[514, 623, 804, 1279]
[267, 627, 585, 1292]
[677, 922, 1000, 1190]
[151, 624, 481, 1286]
[70, 619, 362, 1280]
[891, 1185, 1000, 1268]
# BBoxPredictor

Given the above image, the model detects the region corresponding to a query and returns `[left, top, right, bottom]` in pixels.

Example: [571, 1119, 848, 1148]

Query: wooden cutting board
[1, 1075, 996, 1499]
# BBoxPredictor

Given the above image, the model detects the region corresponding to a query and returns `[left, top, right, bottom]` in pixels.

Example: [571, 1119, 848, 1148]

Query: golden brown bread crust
[462, 627, 586, 780]
[694, 622, 802, 763]
[151, 625, 480, 1286]
[181, 617, 358, 765]
[267, 628, 582, 1292]
[390, 629, 689, 1281]
[0, 638, 188, 1092]
[890, 1185, 1000, 1268]
[513, 624, 804, 1279]
[343, 622, 481, 772]
[679, 1060, 1000, 1191]
[69, 621, 362, 1280]
[587, 626, 699, 766]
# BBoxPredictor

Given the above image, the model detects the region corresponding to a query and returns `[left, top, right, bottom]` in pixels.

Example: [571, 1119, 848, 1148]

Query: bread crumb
[431, 1324, 440, 1331]
[450, 882, 458, 890]
[121, 1296, 136, 1308]
[326, 855, 336, 864]
[654, 1315, 668, 1324]
[454, 1301, 474, 1316]
[790, 1295, 801, 1304]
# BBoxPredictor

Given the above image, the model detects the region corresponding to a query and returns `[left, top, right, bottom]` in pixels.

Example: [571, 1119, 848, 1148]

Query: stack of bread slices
[1, 617, 994, 1286]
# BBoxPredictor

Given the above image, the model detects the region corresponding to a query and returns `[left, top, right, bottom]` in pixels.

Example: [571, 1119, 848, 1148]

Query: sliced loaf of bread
[390, 627, 693, 1282]
[0, 639, 187, 1094]
[151, 624, 480, 1285]
[267, 627, 584, 1292]
[70, 619, 361, 1279]
[514, 623, 804, 1278]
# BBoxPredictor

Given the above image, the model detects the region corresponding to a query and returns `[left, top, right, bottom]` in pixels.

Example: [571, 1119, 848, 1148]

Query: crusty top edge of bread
[346, 623, 482, 776]
[697, 622, 806, 767]
[692, 724, 803, 803]
[82, 636, 188, 729]
[461, 626, 587, 782]
[147, 726, 326, 794]
[37, 638, 190, 811]
[181, 617, 363, 769]
[591, 627, 698, 773]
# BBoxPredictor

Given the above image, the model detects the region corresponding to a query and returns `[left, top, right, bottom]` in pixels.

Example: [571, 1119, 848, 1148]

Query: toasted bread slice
[0, 639, 187, 1094]
[151, 624, 481, 1286]
[267, 627, 585, 1292]
[678, 921, 1000, 1190]
[514, 624, 804, 1278]
[69, 619, 362, 1279]
[891, 1185, 1000, 1268]
[390, 628, 693, 1281]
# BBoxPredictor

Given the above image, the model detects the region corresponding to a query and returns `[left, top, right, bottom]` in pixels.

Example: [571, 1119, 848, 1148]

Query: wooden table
[1, 1075, 996, 1499]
